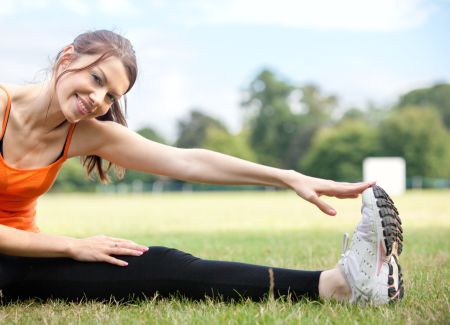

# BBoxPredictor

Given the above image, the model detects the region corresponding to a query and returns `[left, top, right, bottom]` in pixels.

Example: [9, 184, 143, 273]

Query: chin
[62, 110, 79, 124]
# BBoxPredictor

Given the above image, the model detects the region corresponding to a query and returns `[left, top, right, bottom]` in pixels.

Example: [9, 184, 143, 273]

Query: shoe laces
[341, 232, 349, 256]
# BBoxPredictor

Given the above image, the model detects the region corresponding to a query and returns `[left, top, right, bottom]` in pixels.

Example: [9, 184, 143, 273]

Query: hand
[289, 173, 376, 216]
[66, 235, 149, 266]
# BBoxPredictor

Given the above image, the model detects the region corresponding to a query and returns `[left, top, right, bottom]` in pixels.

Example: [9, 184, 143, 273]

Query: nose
[89, 89, 107, 107]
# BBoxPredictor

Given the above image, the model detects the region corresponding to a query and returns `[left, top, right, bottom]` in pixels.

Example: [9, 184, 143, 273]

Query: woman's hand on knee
[66, 235, 149, 266]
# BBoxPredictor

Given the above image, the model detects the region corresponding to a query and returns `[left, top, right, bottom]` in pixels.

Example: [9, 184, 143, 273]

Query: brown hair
[52, 30, 138, 183]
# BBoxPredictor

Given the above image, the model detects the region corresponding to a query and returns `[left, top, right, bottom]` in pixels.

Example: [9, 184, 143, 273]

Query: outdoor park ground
[1, 190, 449, 324]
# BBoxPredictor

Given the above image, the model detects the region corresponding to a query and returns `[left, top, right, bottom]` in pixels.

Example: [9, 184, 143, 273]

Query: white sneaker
[338, 185, 404, 305]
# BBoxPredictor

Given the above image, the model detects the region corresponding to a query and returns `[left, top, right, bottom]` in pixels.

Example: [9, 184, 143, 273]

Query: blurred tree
[340, 107, 366, 121]
[379, 107, 450, 178]
[175, 110, 227, 148]
[52, 158, 95, 192]
[290, 84, 337, 168]
[397, 83, 450, 129]
[300, 84, 337, 124]
[241, 69, 336, 169]
[241, 69, 294, 167]
[175, 109, 256, 160]
[136, 127, 166, 144]
[340, 102, 390, 127]
[203, 128, 256, 161]
[301, 119, 379, 181]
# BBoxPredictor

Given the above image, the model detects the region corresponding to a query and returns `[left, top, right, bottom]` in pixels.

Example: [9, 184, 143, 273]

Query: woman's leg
[0, 247, 322, 302]
[318, 268, 351, 300]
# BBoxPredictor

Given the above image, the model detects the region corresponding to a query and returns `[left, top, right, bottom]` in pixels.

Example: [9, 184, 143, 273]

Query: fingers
[98, 235, 148, 254]
[103, 255, 129, 267]
[109, 246, 147, 257]
[96, 245, 149, 267]
[99, 242, 150, 267]
[350, 181, 375, 192]
[327, 180, 375, 197]
[297, 176, 376, 216]
[339, 180, 375, 188]
[105, 238, 149, 265]
[75, 236, 150, 267]
[109, 239, 148, 253]
[314, 180, 373, 213]
[309, 195, 336, 216]
[336, 193, 359, 199]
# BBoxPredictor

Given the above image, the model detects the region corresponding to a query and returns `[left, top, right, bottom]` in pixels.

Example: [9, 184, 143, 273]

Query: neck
[13, 82, 69, 132]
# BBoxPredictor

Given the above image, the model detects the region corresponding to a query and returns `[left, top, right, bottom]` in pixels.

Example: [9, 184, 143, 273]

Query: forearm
[180, 149, 298, 188]
[0, 224, 73, 258]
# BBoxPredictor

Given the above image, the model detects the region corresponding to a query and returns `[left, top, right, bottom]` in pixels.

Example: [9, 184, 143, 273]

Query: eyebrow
[97, 67, 122, 99]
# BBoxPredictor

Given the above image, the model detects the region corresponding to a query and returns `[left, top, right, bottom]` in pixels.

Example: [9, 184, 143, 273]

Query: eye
[107, 93, 116, 103]
[91, 73, 102, 85]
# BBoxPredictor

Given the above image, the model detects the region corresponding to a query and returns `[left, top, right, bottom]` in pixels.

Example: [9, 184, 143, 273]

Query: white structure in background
[363, 157, 406, 195]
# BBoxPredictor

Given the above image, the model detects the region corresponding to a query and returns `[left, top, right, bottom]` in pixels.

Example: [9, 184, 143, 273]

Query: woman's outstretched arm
[79, 121, 374, 216]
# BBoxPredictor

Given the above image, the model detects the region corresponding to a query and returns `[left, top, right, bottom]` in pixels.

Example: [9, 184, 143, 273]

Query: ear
[58, 45, 75, 70]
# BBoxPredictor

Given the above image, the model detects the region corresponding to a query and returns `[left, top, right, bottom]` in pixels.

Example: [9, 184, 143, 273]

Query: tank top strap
[0, 85, 11, 140]
[61, 123, 77, 159]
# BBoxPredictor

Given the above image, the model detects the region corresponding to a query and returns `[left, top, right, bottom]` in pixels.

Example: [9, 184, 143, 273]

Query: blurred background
[1, 0, 449, 192]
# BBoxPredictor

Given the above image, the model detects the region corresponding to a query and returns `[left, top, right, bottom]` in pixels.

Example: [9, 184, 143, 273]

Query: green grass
[1, 190, 449, 324]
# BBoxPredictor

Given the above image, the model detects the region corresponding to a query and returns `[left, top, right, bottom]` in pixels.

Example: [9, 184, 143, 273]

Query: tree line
[52, 69, 450, 192]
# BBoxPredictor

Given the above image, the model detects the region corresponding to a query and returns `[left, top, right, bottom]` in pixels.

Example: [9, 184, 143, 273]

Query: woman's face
[55, 52, 130, 123]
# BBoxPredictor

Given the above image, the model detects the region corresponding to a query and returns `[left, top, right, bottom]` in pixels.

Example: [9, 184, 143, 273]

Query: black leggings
[0, 246, 322, 303]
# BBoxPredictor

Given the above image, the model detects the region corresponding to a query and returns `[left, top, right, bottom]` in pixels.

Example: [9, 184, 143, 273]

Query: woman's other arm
[0, 224, 147, 266]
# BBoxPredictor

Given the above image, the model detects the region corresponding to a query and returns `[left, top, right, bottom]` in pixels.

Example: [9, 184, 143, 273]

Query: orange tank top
[0, 85, 76, 232]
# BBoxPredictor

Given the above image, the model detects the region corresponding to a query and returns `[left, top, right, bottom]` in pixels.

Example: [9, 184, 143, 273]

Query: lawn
[1, 190, 449, 324]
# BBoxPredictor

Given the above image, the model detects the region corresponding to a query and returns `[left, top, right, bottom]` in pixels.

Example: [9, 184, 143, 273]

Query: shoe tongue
[356, 205, 373, 234]
[342, 233, 349, 254]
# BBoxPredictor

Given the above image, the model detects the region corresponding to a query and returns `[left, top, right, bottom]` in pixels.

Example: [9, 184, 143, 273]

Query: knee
[145, 246, 200, 265]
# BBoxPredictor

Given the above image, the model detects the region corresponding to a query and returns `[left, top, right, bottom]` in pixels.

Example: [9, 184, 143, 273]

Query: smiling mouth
[76, 94, 90, 115]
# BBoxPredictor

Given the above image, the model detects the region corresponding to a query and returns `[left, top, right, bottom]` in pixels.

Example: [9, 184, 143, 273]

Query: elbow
[176, 148, 208, 182]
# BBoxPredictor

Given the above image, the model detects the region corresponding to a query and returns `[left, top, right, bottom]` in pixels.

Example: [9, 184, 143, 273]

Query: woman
[0, 30, 403, 305]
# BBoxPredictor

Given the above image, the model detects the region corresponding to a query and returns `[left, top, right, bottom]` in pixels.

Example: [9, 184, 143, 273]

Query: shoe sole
[372, 185, 403, 257]
[388, 255, 404, 302]
[370, 185, 404, 302]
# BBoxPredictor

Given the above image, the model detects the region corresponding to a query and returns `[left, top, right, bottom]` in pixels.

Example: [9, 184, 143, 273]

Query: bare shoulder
[0, 85, 10, 129]
[0, 86, 7, 107]
[68, 118, 135, 157]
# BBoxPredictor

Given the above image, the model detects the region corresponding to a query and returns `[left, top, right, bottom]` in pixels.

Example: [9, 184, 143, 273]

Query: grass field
[1, 190, 449, 324]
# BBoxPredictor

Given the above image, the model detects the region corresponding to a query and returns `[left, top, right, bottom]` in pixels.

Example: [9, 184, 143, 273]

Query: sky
[1, 0, 449, 141]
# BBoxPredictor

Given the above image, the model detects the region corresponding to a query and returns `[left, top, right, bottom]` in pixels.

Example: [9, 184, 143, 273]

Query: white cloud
[127, 27, 193, 61]
[0, 25, 78, 83]
[128, 72, 242, 141]
[323, 67, 443, 109]
[183, 0, 434, 31]
[0, 0, 444, 141]
[157, 70, 191, 116]
[0, 0, 435, 30]
[126, 67, 191, 140]
[0, 0, 15, 16]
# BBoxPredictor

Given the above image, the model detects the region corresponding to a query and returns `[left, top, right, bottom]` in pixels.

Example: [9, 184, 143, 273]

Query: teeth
[77, 96, 88, 114]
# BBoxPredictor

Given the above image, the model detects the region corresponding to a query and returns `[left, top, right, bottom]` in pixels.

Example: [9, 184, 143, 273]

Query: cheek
[55, 78, 74, 102]
[53, 85, 68, 108]
[95, 106, 112, 118]
[102, 103, 112, 114]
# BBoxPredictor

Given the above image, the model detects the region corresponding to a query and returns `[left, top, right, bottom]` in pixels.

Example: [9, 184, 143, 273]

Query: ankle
[318, 268, 352, 301]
